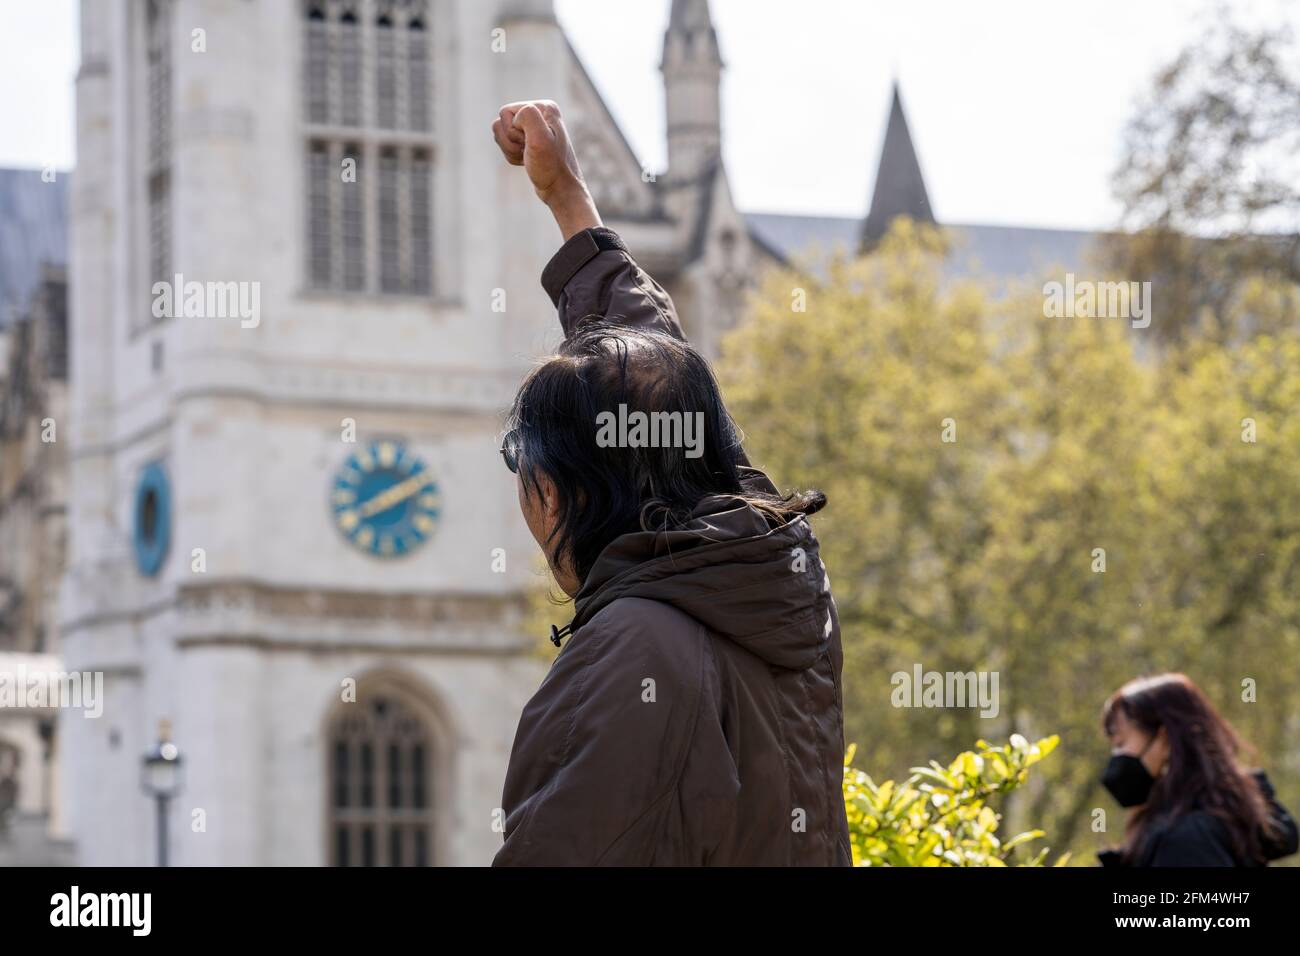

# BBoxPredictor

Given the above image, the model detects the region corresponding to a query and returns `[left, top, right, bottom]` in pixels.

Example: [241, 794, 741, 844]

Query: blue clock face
[331, 441, 441, 558]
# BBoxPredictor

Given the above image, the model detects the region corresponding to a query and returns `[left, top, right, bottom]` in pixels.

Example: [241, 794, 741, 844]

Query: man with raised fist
[490, 100, 851, 867]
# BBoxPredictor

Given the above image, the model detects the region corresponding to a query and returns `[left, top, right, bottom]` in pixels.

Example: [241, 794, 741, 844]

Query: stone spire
[861, 83, 935, 249]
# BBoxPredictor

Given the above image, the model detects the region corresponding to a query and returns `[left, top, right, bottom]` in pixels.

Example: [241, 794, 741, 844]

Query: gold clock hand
[357, 473, 432, 518]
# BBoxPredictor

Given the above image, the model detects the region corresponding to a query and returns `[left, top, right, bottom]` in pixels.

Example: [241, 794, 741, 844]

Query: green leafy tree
[719, 220, 1300, 864]
[1102, 21, 1300, 345]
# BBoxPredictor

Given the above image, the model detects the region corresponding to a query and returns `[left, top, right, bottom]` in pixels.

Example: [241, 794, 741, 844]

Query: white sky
[1, 0, 1295, 230]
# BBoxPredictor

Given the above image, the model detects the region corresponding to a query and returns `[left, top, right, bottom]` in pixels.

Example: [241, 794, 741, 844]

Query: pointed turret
[861, 83, 935, 249]
[498, 0, 555, 22]
[660, 0, 723, 182]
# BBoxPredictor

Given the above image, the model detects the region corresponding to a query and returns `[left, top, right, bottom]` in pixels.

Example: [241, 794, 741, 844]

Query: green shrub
[844, 734, 1068, 866]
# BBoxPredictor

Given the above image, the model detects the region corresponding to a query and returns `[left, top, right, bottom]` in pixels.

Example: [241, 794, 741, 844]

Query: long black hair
[1102, 673, 1276, 865]
[505, 321, 824, 585]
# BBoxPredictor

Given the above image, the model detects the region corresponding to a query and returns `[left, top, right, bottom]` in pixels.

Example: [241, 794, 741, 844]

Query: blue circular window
[133, 461, 171, 577]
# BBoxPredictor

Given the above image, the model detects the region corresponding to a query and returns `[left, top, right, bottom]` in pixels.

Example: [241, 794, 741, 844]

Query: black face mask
[1102, 738, 1157, 808]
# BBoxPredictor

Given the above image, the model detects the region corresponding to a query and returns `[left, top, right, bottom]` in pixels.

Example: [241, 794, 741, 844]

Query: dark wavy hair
[1102, 673, 1276, 864]
[504, 321, 824, 586]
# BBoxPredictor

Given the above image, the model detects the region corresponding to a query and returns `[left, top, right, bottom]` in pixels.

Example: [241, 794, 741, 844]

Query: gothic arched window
[302, 0, 434, 295]
[327, 685, 440, 866]
[145, 0, 173, 290]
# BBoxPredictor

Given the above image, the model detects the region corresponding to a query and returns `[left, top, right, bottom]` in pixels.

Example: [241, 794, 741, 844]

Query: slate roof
[0, 169, 69, 328]
[942, 222, 1100, 279]
[745, 211, 1100, 280]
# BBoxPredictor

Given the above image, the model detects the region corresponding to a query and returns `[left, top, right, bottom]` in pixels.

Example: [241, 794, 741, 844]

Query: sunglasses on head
[500, 429, 521, 474]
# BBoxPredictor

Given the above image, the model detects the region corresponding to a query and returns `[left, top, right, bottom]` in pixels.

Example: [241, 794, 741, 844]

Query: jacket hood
[570, 494, 833, 671]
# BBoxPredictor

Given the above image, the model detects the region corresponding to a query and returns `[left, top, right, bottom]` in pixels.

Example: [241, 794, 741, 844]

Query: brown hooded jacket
[494, 226, 852, 866]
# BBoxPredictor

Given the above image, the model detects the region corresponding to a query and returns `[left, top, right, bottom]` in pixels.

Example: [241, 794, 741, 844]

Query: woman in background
[1099, 672, 1298, 866]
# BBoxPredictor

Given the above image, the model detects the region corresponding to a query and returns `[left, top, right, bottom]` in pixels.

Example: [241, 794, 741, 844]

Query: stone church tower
[57, 0, 762, 865]
[661, 0, 723, 183]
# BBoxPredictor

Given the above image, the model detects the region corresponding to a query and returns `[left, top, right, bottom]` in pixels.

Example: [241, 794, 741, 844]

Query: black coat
[1099, 770, 1299, 867]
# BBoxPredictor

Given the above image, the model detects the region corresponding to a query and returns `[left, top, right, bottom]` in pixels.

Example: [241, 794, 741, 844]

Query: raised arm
[491, 100, 686, 341]
[492, 100, 773, 483]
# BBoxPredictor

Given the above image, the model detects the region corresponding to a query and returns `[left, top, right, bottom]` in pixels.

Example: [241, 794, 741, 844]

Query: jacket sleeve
[540, 226, 685, 341]
[1253, 770, 1300, 861]
[492, 601, 738, 866]
[539, 226, 767, 484]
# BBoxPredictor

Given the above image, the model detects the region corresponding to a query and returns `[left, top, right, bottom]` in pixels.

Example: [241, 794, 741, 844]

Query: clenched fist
[492, 100, 601, 240]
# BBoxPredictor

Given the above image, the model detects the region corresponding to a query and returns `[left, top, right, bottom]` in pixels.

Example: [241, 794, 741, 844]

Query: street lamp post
[140, 719, 183, 867]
